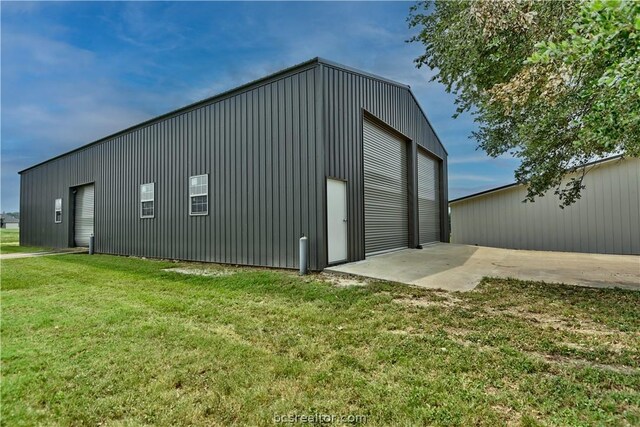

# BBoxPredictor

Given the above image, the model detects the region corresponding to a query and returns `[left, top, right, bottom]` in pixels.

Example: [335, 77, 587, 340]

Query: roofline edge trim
[448, 155, 627, 204]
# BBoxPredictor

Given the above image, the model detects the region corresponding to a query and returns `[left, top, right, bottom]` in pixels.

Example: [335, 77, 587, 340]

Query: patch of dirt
[386, 326, 428, 337]
[560, 341, 592, 352]
[607, 340, 635, 354]
[443, 327, 473, 338]
[483, 306, 622, 336]
[490, 404, 522, 427]
[319, 272, 369, 287]
[442, 331, 637, 375]
[478, 306, 639, 353]
[527, 351, 638, 375]
[443, 333, 497, 352]
[394, 293, 468, 309]
[557, 338, 638, 356]
[163, 267, 237, 277]
[181, 321, 252, 347]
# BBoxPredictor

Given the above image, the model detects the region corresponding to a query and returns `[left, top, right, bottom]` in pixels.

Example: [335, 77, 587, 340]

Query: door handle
[343, 219, 348, 222]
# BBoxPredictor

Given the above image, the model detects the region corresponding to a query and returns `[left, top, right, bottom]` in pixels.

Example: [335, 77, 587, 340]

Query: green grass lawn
[2, 252, 639, 426]
[0, 229, 48, 254]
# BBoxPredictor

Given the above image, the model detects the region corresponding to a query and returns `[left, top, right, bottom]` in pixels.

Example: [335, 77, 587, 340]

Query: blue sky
[1, 1, 519, 212]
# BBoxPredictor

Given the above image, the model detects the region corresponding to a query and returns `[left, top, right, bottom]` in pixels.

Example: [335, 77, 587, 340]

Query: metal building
[19, 58, 449, 270]
[1, 214, 20, 229]
[449, 156, 639, 255]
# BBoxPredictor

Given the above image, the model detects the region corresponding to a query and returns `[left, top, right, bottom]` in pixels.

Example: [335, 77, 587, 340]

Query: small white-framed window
[189, 174, 208, 216]
[140, 183, 155, 218]
[54, 198, 62, 223]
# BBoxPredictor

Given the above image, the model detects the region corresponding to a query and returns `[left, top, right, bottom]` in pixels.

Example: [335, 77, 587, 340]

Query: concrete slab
[326, 243, 640, 292]
[0, 248, 88, 260]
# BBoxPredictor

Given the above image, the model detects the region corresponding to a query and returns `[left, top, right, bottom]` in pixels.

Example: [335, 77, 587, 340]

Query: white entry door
[327, 178, 348, 264]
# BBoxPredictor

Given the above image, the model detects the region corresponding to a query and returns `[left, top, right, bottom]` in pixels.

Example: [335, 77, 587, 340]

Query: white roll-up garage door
[363, 118, 408, 255]
[418, 150, 440, 245]
[74, 184, 94, 247]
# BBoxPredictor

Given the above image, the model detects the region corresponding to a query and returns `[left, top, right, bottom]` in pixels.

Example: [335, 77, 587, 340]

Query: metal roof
[19, 57, 434, 174]
[448, 155, 626, 204]
[0, 214, 19, 223]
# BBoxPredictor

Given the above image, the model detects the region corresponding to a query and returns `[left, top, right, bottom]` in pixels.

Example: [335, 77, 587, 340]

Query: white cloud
[103, 3, 189, 52]
[1, 2, 501, 211]
[1, 31, 94, 78]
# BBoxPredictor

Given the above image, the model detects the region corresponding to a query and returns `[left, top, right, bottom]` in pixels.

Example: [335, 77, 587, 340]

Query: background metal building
[19, 58, 448, 270]
[449, 156, 639, 255]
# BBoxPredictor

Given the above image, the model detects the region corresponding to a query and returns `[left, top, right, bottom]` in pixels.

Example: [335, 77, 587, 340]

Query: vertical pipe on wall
[299, 234, 308, 275]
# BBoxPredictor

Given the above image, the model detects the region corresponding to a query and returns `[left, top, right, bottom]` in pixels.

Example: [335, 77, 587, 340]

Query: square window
[190, 195, 208, 214]
[141, 201, 154, 217]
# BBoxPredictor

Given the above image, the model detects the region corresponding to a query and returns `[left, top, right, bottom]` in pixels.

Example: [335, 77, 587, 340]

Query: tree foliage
[409, 0, 640, 205]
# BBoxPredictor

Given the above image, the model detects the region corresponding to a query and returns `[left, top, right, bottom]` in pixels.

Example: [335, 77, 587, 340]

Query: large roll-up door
[363, 118, 408, 255]
[418, 150, 440, 244]
[74, 184, 94, 247]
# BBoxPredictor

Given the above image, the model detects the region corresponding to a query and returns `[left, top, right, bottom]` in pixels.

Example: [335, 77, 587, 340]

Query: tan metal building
[449, 156, 640, 255]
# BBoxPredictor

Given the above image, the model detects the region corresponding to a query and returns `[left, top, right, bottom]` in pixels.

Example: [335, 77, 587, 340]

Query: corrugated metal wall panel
[19, 60, 448, 269]
[450, 157, 640, 255]
[363, 118, 409, 254]
[321, 64, 448, 263]
[19, 66, 324, 270]
[418, 150, 440, 244]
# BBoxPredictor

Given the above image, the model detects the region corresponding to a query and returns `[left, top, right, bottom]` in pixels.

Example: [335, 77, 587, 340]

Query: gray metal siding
[418, 150, 440, 244]
[449, 157, 640, 255]
[321, 64, 449, 263]
[20, 66, 325, 269]
[363, 118, 409, 254]
[19, 59, 449, 269]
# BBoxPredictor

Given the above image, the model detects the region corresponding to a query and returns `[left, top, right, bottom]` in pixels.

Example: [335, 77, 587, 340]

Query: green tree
[409, 0, 640, 205]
